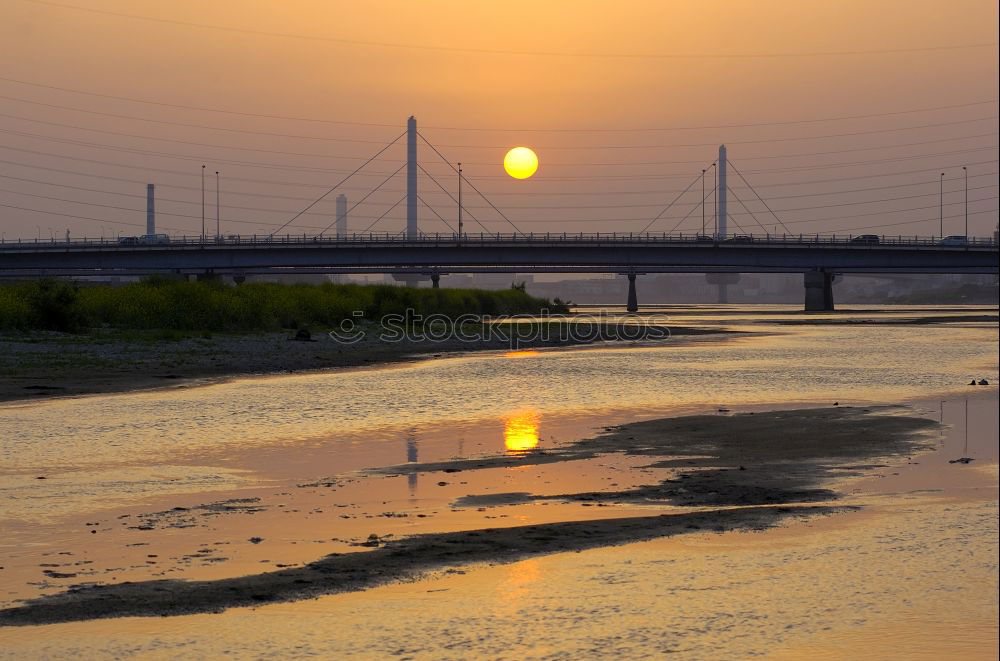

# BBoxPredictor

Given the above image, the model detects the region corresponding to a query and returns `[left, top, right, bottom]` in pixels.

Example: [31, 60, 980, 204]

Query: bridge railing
[0, 231, 997, 250]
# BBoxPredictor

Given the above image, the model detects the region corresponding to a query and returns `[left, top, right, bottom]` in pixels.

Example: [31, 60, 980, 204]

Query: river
[0, 304, 997, 658]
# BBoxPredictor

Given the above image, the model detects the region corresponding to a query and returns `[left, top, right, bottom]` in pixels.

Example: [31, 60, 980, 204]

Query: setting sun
[503, 147, 538, 179]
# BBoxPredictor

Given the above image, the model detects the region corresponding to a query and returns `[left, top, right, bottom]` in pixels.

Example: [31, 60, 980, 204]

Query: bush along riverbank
[0, 279, 570, 333]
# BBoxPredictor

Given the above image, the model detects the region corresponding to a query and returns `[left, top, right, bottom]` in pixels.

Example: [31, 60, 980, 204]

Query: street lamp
[201, 164, 206, 241]
[701, 168, 706, 236]
[709, 162, 717, 235]
[457, 162, 463, 239]
[216, 171, 221, 239]
[939, 172, 945, 238]
[962, 166, 968, 237]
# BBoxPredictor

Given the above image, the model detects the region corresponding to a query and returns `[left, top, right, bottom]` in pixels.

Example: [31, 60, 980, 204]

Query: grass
[0, 278, 569, 333]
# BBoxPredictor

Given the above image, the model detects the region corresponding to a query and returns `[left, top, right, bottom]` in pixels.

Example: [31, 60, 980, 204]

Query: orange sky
[0, 0, 997, 239]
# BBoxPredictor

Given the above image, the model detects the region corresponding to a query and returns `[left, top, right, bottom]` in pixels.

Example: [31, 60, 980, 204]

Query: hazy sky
[1, 0, 997, 239]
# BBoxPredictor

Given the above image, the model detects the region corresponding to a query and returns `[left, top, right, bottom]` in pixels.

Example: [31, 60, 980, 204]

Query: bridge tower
[393, 117, 428, 285]
[335, 194, 347, 237]
[407, 116, 418, 239]
[717, 145, 727, 239]
[706, 145, 739, 303]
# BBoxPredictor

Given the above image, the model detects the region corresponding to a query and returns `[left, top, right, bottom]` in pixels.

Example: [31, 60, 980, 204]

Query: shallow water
[0, 305, 997, 658]
[0, 306, 996, 519]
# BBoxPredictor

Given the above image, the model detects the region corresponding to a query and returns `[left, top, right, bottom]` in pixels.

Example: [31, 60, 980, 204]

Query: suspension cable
[417, 132, 523, 234]
[273, 130, 405, 234]
[316, 162, 405, 234]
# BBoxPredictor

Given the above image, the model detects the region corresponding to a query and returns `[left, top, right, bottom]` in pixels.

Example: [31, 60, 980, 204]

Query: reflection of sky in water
[0, 311, 996, 474]
[3, 498, 992, 659]
[504, 409, 540, 454]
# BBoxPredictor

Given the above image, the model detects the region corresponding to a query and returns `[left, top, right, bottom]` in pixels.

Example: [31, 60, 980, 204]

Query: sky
[0, 0, 997, 240]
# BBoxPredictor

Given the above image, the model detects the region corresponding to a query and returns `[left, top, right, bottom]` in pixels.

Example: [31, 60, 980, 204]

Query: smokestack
[406, 116, 417, 239]
[146, 183, 155, 236]
[336, 194, 347, 237]
[717, 145, 727, 239]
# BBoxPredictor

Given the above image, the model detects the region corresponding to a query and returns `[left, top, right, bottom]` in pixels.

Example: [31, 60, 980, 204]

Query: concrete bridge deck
[2, 232, 996, 311]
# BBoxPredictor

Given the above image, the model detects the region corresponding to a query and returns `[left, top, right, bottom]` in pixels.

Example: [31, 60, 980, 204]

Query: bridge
[1, 117, 997, 311]
[1, 231, 995, 311]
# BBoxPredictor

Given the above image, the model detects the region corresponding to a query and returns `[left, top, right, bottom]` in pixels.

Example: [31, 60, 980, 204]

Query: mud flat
[379, 406, 937, 507]
[0, 406, 937, 626]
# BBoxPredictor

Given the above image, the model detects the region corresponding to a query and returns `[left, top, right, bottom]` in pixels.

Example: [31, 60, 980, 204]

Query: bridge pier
[804, 270, 835, 311]
[705, 272, 740, 303]
[626, 273, 638, 312]
[431, 273, 440, 289]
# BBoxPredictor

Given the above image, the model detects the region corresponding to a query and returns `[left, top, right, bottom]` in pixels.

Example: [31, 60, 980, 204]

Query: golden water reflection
[504, 409, 540, 454]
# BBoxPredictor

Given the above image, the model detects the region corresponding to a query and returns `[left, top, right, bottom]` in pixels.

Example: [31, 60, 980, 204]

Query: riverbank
[0, 320, 713, 402]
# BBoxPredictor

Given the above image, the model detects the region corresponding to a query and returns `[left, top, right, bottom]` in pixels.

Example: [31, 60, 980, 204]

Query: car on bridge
[849, 234, 880, 245]
[724, 235, 754, 244]
[118, 234, 171, 246]
[939, 235, 969, 246]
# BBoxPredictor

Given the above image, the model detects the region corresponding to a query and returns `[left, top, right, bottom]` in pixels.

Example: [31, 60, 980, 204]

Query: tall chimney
[717, 145, 727, 238]
[146, 183, 155, 236]
[336, 194, 347, 237]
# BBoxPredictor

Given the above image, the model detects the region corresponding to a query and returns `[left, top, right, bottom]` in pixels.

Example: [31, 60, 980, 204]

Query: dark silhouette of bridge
[1, 231, 995, 311]
[1, 117, 997, 311]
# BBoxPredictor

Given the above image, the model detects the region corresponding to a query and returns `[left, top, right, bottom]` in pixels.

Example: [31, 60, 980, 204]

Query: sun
[503, 147, 538, 179]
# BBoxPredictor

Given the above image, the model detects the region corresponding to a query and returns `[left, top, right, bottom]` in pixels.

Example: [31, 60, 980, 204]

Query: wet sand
[378, 406, 936, 507]
[0, 406, 938, 626]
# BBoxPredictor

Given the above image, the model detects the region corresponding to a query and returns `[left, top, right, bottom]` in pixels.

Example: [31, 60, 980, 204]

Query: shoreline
[0, 322, 721, 404]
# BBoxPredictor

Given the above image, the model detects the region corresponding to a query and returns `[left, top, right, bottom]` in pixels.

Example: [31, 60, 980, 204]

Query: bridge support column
[626, 273, 638, 313]
[804, 270, 834, 311]
[431, 273, 440, 289]
[705, 272, 739, 304]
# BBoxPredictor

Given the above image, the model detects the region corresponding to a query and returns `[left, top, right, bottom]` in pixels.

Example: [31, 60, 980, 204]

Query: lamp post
[710, 162, 718, 235]
[215, 171, 221, 239]
[457, 162, 463, 239]
[962, 166, 968, 237]
[201, 165, 206, 241]
[701, 168, 706, 236]
[939, 172, 945, 238]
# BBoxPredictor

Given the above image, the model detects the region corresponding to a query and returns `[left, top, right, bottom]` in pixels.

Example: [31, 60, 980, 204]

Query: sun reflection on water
[503, 349, 540, 359]
[504, 410, 540, 454]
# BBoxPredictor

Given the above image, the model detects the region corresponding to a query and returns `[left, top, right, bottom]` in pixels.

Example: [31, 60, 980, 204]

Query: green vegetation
[0, 278, 569, 333]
